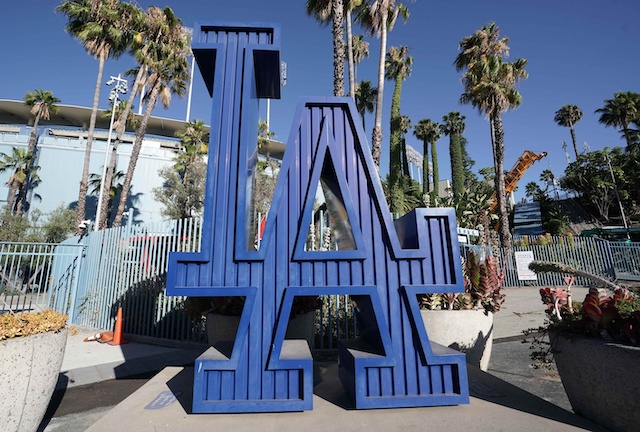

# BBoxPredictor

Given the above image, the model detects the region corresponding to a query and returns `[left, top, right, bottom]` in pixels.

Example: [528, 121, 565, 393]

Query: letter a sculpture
[167, 22, 470, 413]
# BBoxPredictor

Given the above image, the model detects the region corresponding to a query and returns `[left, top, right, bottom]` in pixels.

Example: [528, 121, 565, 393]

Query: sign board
[514, 250, 537, 281]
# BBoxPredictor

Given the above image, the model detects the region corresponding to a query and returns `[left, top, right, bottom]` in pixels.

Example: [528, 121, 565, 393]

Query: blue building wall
[0, 124, 179, 225]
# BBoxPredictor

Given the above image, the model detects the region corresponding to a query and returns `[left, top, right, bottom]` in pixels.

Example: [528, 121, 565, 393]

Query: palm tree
[524, 181, 542, 201]
[595, 91, 640, 149]
[98, 4, 153, 230]
[57, 0, 133, 233]
[344, 1, 364, 98]
[356, 0, 409, 168]
[413, 119, 441, 205]
[113, 6, 190, 227]
[455, 22, 528, 249]
[350, 34, 370, 81]
[354, 80, 377, 130]
[385, 45, 412, 215]
[101, 99, 138, 132]
[441, 112, 466, 198]
[0, 148, 40, 216]
[306, 0, 345, 97]
[174, 119, 209, 186]
[554, 104, 582, 159]
[539, 169, 555, 193]
[24, 89, 61, 155]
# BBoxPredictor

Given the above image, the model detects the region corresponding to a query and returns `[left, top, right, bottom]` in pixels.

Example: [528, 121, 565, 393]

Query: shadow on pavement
[468, 367, 607, 431]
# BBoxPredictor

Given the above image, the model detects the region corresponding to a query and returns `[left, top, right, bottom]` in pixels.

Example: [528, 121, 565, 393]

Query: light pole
[606, 154, 631, 241]
[95, 74, 128, 231]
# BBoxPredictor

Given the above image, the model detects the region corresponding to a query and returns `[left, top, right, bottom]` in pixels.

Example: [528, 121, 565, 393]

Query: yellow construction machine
[489, 150, 547, 214]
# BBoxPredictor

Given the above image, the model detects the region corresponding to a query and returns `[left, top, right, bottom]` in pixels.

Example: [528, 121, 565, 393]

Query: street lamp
[95, 74, 128, 231]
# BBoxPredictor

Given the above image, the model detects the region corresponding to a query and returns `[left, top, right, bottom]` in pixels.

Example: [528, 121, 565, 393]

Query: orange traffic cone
[107, 306, 128, 345]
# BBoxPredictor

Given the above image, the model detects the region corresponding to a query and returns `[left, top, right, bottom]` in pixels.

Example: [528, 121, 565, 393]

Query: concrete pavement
[57, 328, 203, 389]
[45, 286, 606, 431]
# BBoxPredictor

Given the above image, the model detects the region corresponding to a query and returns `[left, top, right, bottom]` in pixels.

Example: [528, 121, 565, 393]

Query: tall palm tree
[595, 91, 640, 149]
[24, 89, 61, 155]
[385, 45, 412, 215]
[354, 80, 377, 130]
[356, 0, 409, 168]
[554, 104, 582, 159]
[455, 22, 528, 249]
[98, 3, 153, 230]
[113, 6, 190, 227]
[350, 34, 370, 82]
[344, 1, 364, 98]
[306, 0, 345, 97]
[441, 112, 466, 198]
[413, 119, 441, 205]
[0, 148, 40, 216]
[57, 0, 133, 233]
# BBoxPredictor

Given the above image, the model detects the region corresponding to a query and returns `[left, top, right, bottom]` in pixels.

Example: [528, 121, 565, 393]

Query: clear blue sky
[1, 0, 639, 200]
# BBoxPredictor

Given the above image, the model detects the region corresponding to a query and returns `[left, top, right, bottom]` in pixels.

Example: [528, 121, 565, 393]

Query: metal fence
[608, 242, 640, 281]
[501, 236, 617, 287]
[73, 218, 204, 342]
[71, 217, 357, 348]
[0, 241, 84, 315]
[5, 218, 639, 350]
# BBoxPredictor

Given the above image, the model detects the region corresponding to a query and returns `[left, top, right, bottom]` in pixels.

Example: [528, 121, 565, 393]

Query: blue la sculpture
[166, 22, 470, 413]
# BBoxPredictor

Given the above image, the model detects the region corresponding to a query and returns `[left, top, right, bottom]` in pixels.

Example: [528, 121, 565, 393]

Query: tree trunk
[388, 73, 403, 215]
[27, 111, 41, 155]
[24, 111, 42, 214]
[449, 132, 464, 197]
[422, 139, 429, 205]
[431, 140, 439, 206]
[14, 183, 26, 216]
[622, 120, 633, 149]
[99, 66, 146, 229]
[371, 11, 388, 169]
[7, 178, 19, 215]
[113, 79, 161, 228]
[346, 10, 355, 98]
[331, 0, 345, 97]
[569, 122, 578, 159]
[76, 52, 107, 234]
[491, 111, 511, 251]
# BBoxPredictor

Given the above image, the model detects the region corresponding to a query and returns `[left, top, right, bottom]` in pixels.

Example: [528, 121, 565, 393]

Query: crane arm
[489, 150, 547, 213]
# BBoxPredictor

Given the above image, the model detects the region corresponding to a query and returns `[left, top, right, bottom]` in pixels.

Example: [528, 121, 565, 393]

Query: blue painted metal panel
[166, 22, 469, 413]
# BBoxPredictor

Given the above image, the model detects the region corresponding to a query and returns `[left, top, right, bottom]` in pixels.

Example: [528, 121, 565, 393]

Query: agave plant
[419, 251, 505, 313]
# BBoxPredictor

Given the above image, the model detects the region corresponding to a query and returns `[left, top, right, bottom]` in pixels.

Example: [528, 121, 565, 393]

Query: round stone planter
[206, 311, 316, 348]
[551, 332, 640, 432]
[420, 309, 493, 371]
[0, 329, 68, 432]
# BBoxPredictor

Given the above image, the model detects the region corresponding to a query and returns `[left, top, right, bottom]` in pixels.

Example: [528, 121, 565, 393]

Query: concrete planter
[0, 329, 68, 432]
[421, 309, 493, 371]
[206, 311, 316, 348]
[551, 332, 640, 432]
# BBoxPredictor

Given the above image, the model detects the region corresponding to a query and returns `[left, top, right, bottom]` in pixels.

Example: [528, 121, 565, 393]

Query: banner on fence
[514, 250, 537, 281]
